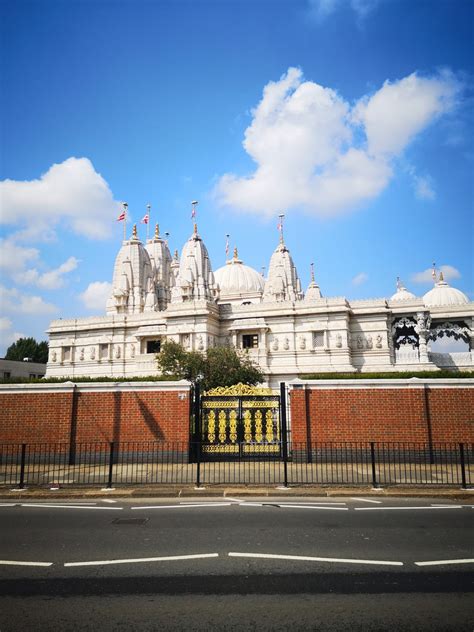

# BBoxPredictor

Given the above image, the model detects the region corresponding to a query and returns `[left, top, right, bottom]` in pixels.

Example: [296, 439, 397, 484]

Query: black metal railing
[0, 441, 472, 489]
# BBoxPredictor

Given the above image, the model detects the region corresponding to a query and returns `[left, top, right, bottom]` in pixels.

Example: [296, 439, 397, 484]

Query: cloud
[0, 157, 120, 240]
[36, 257, 80, 290]
[413, 175, 435, 200]
[352, 272, 368, 286]
[0, 285, 57, 315]
[411, 265, 461, 284]
[0, 317, 25, 353]
[308, 0, 381, 22]
[214, 68, 460, 218]
[0, 239, 40, 275]
[79, 281, 112, 311]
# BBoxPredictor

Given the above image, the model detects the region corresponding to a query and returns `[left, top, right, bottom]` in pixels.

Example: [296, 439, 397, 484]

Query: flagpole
[123, 202, 128, 241]
[278, 213, 285, 243]
[225, 234, 230, 261]
[146, 204, 151, 241]
[191, 200, 198, 230]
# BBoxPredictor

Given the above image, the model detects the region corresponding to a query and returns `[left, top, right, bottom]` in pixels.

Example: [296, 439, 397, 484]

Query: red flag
[277, 220, 282, 232]
[141, 214, 149, 224]
[117, 211, 126, 221]
[225, 235, 229, 256]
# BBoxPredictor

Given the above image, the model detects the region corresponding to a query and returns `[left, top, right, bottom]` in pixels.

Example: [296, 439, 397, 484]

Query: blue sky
[1, 0, 473, 355]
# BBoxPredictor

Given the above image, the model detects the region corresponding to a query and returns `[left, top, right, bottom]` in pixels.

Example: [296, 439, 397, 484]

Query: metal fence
[0, 441, 472, 489]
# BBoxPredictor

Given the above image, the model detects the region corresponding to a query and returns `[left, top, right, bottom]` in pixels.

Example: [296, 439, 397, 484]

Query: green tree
[156, 341, 264, 390]
[5, 337, 49, 363]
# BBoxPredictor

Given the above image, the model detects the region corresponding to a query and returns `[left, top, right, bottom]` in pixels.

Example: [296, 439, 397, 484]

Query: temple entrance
[193, 385, 282, 460]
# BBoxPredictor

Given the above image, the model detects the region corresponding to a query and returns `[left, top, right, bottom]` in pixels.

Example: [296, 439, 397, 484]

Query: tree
[5, 337, 49, 363]
[156, 341, 264, 391]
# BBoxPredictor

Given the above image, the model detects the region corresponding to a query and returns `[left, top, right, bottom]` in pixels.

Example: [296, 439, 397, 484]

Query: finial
[439, 270, 444, 282]
[396, 276, 402, 290]
[154, 223, 160, 238]
[193, 223, 198, 235]
[174, 249, 179, 260]
[123, 202, 128, 210]
[233, 246, 238, 260]
[261, 266, 266, 277]
[132, 224, 138, 239]
[147, 203, 151, 211]
[310, 262, 315, 283]
[165, 231, 170, 245]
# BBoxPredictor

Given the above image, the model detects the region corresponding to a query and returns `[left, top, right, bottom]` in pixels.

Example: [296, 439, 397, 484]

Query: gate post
[280, 382, 289, 488]
[194, 382, 202, 487]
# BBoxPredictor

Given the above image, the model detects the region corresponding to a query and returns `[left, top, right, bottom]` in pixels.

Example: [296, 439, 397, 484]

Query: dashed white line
[64, 553, 219, 567]
[0, 504, 16, 507]
[20, 504, 123, 510]
[351, 498, 382, 504]
[132, 503, 232, 510]
[354, 506, 463, 511]
[228, 552, 403, 566]
[415, 558, 474, 567]
[278, 504, 349, 511]
[0, 560, 53, 567]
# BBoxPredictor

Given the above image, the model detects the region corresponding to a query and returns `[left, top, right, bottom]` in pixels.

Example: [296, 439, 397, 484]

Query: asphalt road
[0, 496, 473, 631]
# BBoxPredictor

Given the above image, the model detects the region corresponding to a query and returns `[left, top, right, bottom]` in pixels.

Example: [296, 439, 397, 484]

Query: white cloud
[353, 71, 459, 156]
[0, 239, 39, 275]
[36, 257, 80, 290]
[411, 265, 461, 284]
[413, 175, 435, 200]
[0, 157, 120, 240]
[79, 281, 112, 311]
[0, 285, 57, 315]
[0, 318, 25, 355]
[352, 272, 368, 286]
[214, 68, 460, 218]
[308, 0, 380, 22]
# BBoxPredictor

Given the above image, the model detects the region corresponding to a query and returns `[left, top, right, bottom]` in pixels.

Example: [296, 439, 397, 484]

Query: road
[0, 496, 473, 631]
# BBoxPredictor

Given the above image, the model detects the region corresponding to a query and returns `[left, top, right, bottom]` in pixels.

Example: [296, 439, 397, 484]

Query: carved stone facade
[46, 224, 474, 386]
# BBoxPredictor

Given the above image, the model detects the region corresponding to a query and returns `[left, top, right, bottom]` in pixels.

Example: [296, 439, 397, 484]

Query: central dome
[214, 248, 264, 303]
[423, 274, 469, 307]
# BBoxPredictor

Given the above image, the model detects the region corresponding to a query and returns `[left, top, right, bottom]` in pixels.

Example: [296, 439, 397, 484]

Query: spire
[439, 270, 445, 282]
[233, 246, 238, 260]
[154, 223, 160, 239]
[310, 262, 315, 283]
[132, 224, 138, 240]
[174, 249, 179, 261]
[304, 261, 322, 301]
[277, 213, 285, 244]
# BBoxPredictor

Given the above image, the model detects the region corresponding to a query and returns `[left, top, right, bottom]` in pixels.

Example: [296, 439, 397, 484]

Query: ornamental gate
[197, 385, 281, 460]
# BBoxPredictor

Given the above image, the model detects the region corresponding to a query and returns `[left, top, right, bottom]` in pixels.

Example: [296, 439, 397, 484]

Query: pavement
[1, 483, 473, 500]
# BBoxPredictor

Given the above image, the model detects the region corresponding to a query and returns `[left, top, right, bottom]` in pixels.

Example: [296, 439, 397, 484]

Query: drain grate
[112, 518, 149, 525]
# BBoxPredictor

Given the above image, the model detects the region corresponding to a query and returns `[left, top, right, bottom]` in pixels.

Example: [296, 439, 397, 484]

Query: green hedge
[299, 370, 474, 380]
[0, 375, 180, 385]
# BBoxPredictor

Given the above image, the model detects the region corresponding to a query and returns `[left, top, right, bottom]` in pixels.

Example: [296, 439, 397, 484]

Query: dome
[423, 274, 469, 307]
[214, 248, 264, 301]
[390, 278, 416, 302]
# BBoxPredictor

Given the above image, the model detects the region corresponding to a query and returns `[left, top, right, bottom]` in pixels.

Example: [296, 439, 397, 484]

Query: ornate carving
[79, 348, 85, 361]
[205, 383, 273, 396]
[428, 321, 470, 343]
[51, 351, 57, 362]
[90, 347, 96, 360]
[376, 335, 383, 349]
[366, 335, 373, 349]
[197, 335, 204, 351]
[265, 410, 274, 443]
[207, 411, 216, 443]
[254, 410, 263, 443]
[357, 335, 363, 349]
[299, 336, 306, 350]
[283, 337, 290, 351]
[130, 344, 135, 358]
[243, 410, 252, 442]
[272, 337, 279, 351]
[336, 334, 342, 348]
[229, 410, 237, 443]
[115, 346, 121, 359]
[218, 410, 227, 443]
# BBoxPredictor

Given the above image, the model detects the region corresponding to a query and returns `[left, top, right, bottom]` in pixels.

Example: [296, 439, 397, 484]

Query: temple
[46, 219, 473, 386]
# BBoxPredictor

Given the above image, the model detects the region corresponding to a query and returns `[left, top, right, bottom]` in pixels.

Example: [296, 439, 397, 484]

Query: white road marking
[351, 497, 382, 504]
[132, 503, 232, 510]
[100, 499, 117, 504]
[239, 503, 263, 507]
[278, 502, 347, 506]
[20, 503, 123, 510]
[278, 504, 349, 511]
[228, 552, 403, 567]
[0, 560, 53, 567]
[0, 504, 16, 507]
[415, 558, 474, 567]
[225, 497, 244, 503]
[64, 553, 219, 567]
[354, 506, 463, 511]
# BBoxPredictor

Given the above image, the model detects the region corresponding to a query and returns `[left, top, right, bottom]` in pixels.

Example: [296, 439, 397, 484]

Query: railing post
[194, 382, 201, 488]
[280, 382, 289, 488]
[370, 442, 379, 489]
[106, 441, 115, 489]
[19, 443, 27, 489]
[459, 443, 467, 490]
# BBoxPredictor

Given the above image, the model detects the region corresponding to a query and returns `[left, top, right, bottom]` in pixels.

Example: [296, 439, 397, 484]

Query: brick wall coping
[0, 380, 191, 395]
[289, 378, 474, 390]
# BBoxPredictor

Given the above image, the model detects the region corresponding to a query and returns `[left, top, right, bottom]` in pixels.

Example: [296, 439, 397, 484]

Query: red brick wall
[0, 392, 72, 443]
[290, 385, 474, 444]
[0, 386, 191, 445]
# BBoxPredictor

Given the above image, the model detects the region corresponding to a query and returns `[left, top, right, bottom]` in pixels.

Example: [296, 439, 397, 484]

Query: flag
[141, 214, 149, 224]
[277, 220, 282, 232]
[191, 200, 198, 219]
[225, 235, 229, 256]
[117, 210, 126, 221]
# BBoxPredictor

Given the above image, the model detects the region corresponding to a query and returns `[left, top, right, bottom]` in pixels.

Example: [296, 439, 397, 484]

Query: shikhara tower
[47, 218, 473, 385]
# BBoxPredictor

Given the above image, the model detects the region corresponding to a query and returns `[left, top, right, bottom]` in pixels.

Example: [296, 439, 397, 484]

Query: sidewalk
[1, 484, 473, 500]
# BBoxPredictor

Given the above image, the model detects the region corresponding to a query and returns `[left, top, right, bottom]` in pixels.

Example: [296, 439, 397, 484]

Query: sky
[0, 0, 473, 356]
